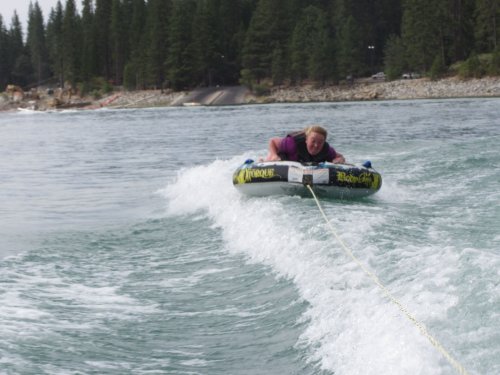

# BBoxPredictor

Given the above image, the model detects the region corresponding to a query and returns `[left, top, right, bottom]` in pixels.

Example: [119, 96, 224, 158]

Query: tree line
[0, 0, 499, 94]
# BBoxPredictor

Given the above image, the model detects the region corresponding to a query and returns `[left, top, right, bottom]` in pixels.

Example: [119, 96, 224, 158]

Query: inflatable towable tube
[232, 160, 382, 199]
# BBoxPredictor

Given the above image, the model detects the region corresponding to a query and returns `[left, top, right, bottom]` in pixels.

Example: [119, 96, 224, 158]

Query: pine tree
[271, 43, 286, 85]
[290, 5, 333, 84]
[111, 0, 127, 84]
[128, 0, 146, 55]
[384, 34, 406, 79]
[27, 1, 49, 86]
[488, 47, 500, 74]
[95, 0, 112, 80]
[309, 15, 334, 84]
[8, 12, 27, 86]
[217, 0, 247, 84]
[46, 1, 64, 87]
[241, 0, 290, 83]
[372, 0, 402, 69]
[458, 52, 484, 78]
[241, 3, 270, 82]
[446, 0, 475, 62]
[401, 0, 446, 72]
[332, 0, 364, 78]
[290, 13, 309, 83]
[190, 0, 218, 86]
[8, 13, 24, 68]
[145, 0, 172, 88]
[166, 0, 196, 90]
[80, 0, 97, 82]
[3, 0, 500, 91]
[62, 0, 81, 87]
[123, 0, 147, 90]
[376, 0, 403, 38]
[336, 15, 363, 78]
[0, 15, 9, 90]
[429, 53, 447, 80]
[120, 0, 135, 63]
[474, 0, 500, 52]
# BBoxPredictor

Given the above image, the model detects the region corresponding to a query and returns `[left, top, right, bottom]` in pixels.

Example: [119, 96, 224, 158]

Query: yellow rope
[306, 185, 469, 375]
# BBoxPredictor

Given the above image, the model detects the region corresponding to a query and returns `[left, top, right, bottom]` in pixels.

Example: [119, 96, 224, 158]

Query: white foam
[163, 157, 461, 374]
[0, 262, 159, 347]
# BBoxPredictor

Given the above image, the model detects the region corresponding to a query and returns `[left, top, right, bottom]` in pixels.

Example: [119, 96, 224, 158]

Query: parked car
[402, 72, 421, 79]
[371, 72, 385, 80]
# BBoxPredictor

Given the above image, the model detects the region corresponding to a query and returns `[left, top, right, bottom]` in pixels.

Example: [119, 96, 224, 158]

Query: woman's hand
[332, 153, 345, 164]
[265, 154, 281, 161]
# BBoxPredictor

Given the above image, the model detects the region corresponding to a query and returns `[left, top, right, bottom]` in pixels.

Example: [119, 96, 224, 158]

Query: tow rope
[306, 184, 469, 375]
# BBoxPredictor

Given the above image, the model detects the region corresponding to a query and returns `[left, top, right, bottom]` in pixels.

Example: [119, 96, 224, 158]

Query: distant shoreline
[1, 76, 500, 112]
[266, 76, 500, 103]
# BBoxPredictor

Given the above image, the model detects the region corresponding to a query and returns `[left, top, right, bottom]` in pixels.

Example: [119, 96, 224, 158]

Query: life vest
[279, 131, 332, 163]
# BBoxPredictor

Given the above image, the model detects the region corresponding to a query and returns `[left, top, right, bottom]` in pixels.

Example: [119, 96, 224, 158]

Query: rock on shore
[105, 90, 186, 108]
[109, 76, 500, 107]
[1, 76, 500, 112]
[268, 76, 500, 103]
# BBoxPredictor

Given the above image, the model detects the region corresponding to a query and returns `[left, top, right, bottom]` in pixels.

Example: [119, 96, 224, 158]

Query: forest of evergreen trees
[0, 0, 499, 95]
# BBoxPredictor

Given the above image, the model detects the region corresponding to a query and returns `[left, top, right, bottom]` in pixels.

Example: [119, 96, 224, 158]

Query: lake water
[0, 99, 499, 375]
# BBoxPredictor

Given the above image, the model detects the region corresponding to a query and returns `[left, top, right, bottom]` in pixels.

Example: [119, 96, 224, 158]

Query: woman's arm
[265, 137, 282, 161]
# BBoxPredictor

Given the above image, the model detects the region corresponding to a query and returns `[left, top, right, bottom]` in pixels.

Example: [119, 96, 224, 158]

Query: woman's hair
[305, 125, 327, 139]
